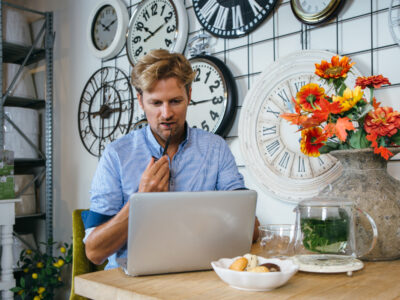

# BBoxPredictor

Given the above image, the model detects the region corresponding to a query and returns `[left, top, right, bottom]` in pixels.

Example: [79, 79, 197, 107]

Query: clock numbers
[264, 139, 282, 161]
[126, 0, 180, 65]
[193, 0, 278, 38]
[262, 125, 277, 136]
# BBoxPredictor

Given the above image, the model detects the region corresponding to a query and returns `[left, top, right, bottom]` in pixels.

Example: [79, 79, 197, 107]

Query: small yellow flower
[18, 289, 24, 295]
[26, 249, 32, 255]
[332, 86, 363, 112]
[60, 247, 66, 253]
[57, 259, 65, 267]
[33, 296, 40, 300]
[32, 273, 38, 279]
[36, 262, 44, 268]
[23, 268, 29, 273]
[53, 262, 59, 267]
[38, 287, 45, 294]
[58, 276, 62, 281]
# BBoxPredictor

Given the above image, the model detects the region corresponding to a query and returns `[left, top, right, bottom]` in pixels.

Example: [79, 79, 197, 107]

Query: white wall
[17, 0, 400, 257]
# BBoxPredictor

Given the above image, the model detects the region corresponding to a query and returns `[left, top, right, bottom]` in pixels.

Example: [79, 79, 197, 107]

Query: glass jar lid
[298, 197, 354, 208]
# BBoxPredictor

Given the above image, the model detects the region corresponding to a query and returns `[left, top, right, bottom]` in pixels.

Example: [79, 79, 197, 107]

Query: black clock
[187, 55, 237, 137]
[290, 0, 345, 25]
[192, 0, 278, 38]
[78, 67, 134, 157]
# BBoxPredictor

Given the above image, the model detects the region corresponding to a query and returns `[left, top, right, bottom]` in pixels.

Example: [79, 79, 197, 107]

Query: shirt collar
[145, 123, 191, 157]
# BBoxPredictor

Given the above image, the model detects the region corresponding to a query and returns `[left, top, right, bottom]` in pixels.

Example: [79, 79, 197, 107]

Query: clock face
[389, 0, 400, 46]
[78, 67, 134, 157]
[187, 55, 237, 137]
[87, 0, 129, 59]
[126, 0, 188, 66]
[92, 5, 118, 50]
[192, 0, 279, 38]
[290, 0, 345, 25]
[239, 50, 366, 203]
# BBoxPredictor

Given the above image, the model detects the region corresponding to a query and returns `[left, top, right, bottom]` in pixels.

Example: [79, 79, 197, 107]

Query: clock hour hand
[90, 105, 121, 119]
[190, 98, 214, 105]
[143, 24, 164, 42]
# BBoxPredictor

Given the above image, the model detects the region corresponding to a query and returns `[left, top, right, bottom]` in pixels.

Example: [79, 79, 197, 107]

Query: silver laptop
[124, 190, 257, 276]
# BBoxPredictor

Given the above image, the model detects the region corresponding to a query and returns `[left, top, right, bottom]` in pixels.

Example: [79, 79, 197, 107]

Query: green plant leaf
[390, 130, 400, 145]
[10, 286, 22, 292]
[20, 277, 25, 288]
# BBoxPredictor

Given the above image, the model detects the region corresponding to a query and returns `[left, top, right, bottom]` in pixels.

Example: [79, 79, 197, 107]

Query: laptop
[123, 190, 257, 276]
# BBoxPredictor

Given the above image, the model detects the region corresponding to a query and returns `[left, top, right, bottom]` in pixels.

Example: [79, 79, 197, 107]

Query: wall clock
[192, 0, 278, 38]
[187, 55, 237, 137]
[126, 0, 188, 66]
[290, 0, 345, 25]
[239, 50, 366, 203]
[389, 0, 400, 46]
[78, 67, 134, 157]
[87, 0, 129, 60]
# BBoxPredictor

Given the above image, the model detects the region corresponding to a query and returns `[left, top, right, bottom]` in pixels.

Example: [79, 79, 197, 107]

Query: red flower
[355, 75, 391, 89]
[315, 55, 355, 79]
[364, 107, 400, 138]
[295, 83, 326, 112]
[300, 127, 327, 157]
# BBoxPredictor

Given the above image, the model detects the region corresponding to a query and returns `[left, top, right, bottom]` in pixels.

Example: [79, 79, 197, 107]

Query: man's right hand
[138, 156, 170, 192]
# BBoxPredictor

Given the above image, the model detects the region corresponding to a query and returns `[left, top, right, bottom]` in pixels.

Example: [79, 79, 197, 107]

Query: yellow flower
[332, 86, 363, 112]
[23, 268, 29, 273]
[57, 259, 65, 267]
[36, 262, 44, 268]
[18, 289, 24, 295]
[53, 262, 59, 267]
[26, 249, 32, 255]
[58, 276, 62, 281]
[60, 247, 66, 253]
[33, 296, 40, 300]
[38, 287, 46, 294]
[32, 273, 38, 279]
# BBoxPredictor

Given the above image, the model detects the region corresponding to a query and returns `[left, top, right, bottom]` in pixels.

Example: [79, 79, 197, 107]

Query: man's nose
[161, 103, 173, 119]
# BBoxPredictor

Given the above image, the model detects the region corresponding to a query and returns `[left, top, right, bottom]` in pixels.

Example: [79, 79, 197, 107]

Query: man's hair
[131, 49, 195, 96]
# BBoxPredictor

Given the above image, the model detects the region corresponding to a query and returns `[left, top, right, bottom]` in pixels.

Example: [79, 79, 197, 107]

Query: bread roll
[229, 257, 248, 271]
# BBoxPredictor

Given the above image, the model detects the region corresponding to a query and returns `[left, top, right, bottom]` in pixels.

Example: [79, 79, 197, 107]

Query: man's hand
[138, 156, 170, 192]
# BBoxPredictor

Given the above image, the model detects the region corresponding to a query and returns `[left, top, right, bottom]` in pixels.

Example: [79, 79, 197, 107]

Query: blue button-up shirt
[85, 125, 245, 269]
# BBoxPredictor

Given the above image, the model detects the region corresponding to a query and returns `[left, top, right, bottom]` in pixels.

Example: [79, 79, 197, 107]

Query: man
[84, 50, 258, 269]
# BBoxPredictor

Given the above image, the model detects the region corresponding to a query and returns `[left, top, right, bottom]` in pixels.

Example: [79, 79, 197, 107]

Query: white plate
[291, 254, 364, 274]
[211, 256, 298, 292]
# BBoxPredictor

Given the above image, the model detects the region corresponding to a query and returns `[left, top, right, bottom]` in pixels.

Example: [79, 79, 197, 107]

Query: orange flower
[300, 127, 327, 157]
[364, 107, 400, 137]
[315, 55, 355, 79]
[295, 83, 326, 112]
[355, 75, 391, 89]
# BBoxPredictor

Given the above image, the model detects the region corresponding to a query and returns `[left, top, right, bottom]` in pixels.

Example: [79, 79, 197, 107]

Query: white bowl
[211, 256, 298, 292]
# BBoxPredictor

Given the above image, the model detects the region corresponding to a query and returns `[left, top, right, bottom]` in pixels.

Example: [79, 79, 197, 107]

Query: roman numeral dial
[192, 0, 279, 38]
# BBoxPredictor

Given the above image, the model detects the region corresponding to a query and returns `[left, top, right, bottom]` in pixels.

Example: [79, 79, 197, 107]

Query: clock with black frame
[192, 0, 279, 38]
[78, 67, 134, 157]
[186, 35, 238, 137]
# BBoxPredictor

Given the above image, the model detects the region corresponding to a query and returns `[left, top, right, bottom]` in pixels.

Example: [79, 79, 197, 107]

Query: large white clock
[126, 0, 188, 66]
[87, 0, 129, 60]
[239, 50, 366, 203]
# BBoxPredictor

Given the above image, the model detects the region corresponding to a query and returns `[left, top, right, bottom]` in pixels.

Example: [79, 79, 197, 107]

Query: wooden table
[75, 245, 400, 300]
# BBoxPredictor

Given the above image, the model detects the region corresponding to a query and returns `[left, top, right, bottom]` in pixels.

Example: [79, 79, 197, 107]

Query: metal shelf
[15, 212, 46, 220]
[14, 158, 45, 174]
[3, 95, 45, 109]
[2, 41, 45, 65]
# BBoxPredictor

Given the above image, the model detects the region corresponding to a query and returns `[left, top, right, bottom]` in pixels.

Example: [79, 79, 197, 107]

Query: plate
[211, 256, 298, 292]
[291, 254, 364, 274]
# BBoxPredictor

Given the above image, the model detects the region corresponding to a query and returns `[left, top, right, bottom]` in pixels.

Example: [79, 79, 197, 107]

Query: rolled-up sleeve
[89, 146, 124, 217]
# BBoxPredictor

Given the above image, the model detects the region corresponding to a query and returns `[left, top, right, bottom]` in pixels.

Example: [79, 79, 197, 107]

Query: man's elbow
[85, 246, 106, 265]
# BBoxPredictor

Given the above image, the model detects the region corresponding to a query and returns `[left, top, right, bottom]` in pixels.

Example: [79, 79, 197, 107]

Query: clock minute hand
[190, 98, 214, 105]
[143, 24, 163, 42]
[104, 19, 117, 31]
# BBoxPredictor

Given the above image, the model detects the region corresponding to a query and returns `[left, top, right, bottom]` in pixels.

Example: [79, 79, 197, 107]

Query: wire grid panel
[103, 0, 400, 140]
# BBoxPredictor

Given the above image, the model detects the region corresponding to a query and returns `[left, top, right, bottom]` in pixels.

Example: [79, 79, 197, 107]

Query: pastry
[247, 266, 269, 273]
[260, 263, 281, 272]
[243, 253, 258, 271]
[229, 257, 248, 271]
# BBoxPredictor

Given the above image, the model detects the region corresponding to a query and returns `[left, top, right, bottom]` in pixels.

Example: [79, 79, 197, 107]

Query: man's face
[138, 77, 191, 144]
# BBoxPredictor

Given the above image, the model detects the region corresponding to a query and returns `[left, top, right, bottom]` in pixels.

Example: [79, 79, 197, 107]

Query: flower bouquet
[280, 55, 400, 160]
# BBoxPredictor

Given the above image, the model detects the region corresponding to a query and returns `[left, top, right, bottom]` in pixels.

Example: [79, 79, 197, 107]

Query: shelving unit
[0, 2, 54, 297]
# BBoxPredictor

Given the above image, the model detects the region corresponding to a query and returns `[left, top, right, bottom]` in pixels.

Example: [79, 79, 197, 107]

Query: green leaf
[20, 277, 25, 289]
[10, 286, 22, 292]
[348, 130, 370, 149]
[390, 130, 400, 145]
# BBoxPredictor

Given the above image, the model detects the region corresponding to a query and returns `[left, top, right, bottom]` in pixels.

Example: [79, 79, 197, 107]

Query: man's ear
[137, 92, 144, 110]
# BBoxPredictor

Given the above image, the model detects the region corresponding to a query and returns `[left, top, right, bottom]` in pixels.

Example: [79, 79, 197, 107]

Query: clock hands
[104, 19, 117, 31]
[189, 98, 214, 105]
[90, 105, 121, 119]
[143, 23, 165, 42]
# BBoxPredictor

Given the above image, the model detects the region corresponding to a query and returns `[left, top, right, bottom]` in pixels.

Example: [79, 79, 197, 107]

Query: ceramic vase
[319, 147, 400, 261]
